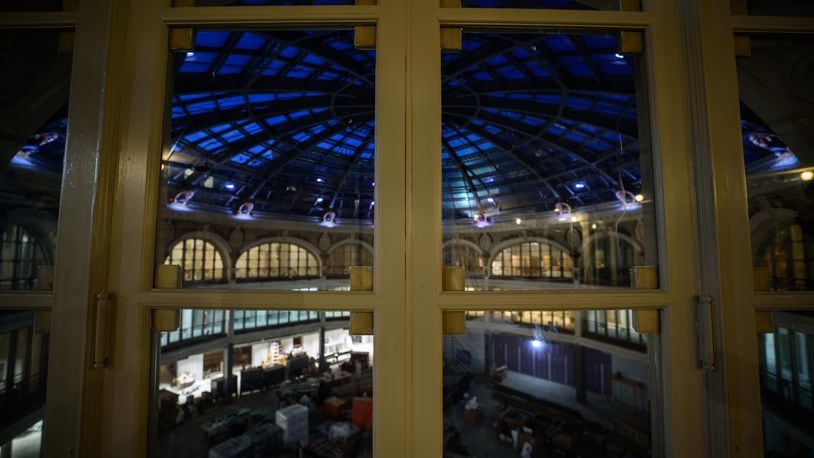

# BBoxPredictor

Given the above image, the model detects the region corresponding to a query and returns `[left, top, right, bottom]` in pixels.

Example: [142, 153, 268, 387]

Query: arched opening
[585, 232, 642, 287]
[760, 223, 814, 291]
[164, 238, 226, 283]
[0, 225, 47, 290]
[490, 240, 574, 280]
[325, 241, 373, 278]
[443, 241, 485, 277]
[235, 241, 320, 282]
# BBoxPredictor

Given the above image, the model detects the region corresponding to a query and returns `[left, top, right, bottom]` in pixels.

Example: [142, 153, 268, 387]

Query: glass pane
[0, 30, 72, 291]
[739, 36, 814, 292]
[442, 30, 658, 291]
[188, 0, 354, 5]
[156, 29, 375, 291]
[444, 308, 655, 456]
[758, 311, 814, 456]
[152, 309, 373, 457]
[458, 0, 621, 10]
[735, 0, 814, 16]
[0, 311, 50, 456]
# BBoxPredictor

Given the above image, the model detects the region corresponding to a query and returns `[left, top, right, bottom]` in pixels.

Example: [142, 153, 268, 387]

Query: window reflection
[0, 311, 49, 456]
[444, 309, 652, 457]
[153, 309, 373, 457]
[156, 28, 376, 291]
[758, 311, 814, 456]
[739, 36, 814, 291]
[1, 225, 48, 290]
[0, 30, 70, 291]
[440, 30, 658, 291]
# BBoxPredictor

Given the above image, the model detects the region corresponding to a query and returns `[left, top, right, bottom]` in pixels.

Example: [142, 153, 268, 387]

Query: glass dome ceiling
[10, 28, 795, 223]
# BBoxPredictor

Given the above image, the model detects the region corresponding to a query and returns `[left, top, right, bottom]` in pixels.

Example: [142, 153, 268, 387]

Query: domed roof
[7, 27, 795, 225]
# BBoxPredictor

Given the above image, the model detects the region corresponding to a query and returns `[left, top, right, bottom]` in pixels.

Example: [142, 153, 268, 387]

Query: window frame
[3, 0, 774, 456]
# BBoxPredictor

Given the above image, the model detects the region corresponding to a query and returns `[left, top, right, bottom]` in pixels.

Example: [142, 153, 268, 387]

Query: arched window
[0, 225, 46, 290]
[490, 241, 573, 279]
[325, 243, 373, 277]
[443, 243, 484, 277]
[235, 241, 319, 281]
[587, 233, 640, 286]
[164, 238, 225, 282]
[762, 223, 813, 290]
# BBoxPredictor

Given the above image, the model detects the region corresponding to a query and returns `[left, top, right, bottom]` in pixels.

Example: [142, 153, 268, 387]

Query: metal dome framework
[8, 25, 792, 226]
[156, 27, 793, 225]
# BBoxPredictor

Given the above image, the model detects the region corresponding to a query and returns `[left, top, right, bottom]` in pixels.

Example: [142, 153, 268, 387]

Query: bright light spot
[233, 213, 253, 220]
[558, 216, 567, 222]
[316, 197, 324, 203]
[802, 171, 814, 181]
[186, 51, 195, 58]
[316, 178, 324, 183]
[591, 223, 597, 229]
[615, 53, 624, 59]
[531, 340, 542, 349]
[224, 183, 235, 190]
[515, 218, 522, 225]
[371, 182, 375, 187]
[574, 182, 585, 189]
[487, 197, 495, 203]
[570, 216, 578, 223]
[554, 207, 560, 213]
[183, 168, 194, 178]
[634, 193, 644, 202]
[203, 176, 214, 189]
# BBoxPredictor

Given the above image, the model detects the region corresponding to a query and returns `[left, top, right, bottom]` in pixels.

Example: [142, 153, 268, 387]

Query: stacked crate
[276, 404, 309, 446]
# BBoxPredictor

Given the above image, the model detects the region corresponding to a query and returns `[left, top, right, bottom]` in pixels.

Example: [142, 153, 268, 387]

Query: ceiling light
[224, 183, 235, 190]
[316, 177, 324, 183]
[634, 193, 644, 202]
[574, 182, 585, 189]
[186, 51, 195, 58]
[591, 223, 597, 229]
[615, 53, 624, 59]
[801, 171, 814, 181]
[515, 218, 522, 225]
[316, 197, 324, 203]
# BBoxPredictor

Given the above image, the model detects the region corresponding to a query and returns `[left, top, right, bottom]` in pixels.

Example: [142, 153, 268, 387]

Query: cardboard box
[463, 408, 482, 425]
[323, 396, 347, 419]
